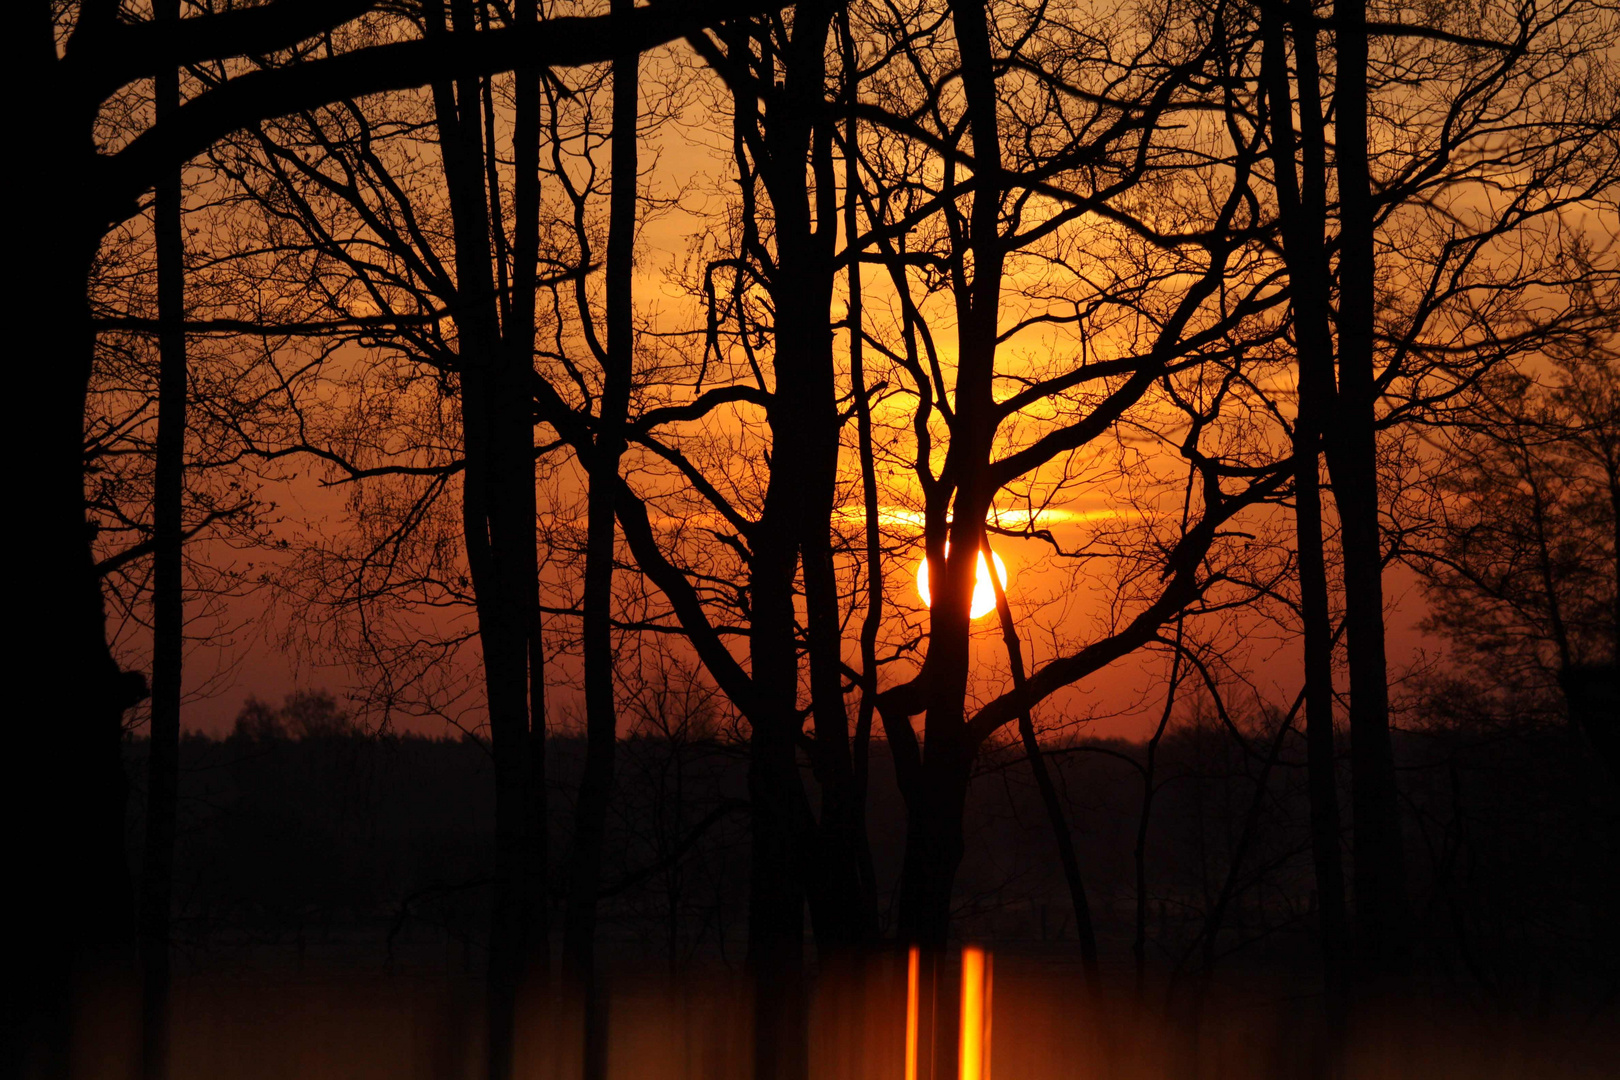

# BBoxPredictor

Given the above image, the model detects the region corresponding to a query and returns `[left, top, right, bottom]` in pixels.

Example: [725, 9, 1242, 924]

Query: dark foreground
[62, 952, 1618, 1080]
[51, 719, 1611, 1077]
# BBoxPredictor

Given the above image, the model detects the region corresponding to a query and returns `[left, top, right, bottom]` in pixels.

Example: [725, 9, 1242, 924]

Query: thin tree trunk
[1331, 0, 1409, 980]
[511, 0, 549, 976]
[141, 2, 185, 1072]
[1296, 452, 1351, 987]
[564, 9, 636, 1073]
[842, 6, 881, 931]
[1133, 626, 1182, 999]
[983, 536, 1100, 986]
[563, 0, 636, 981]
[1609, 457, 1618, 664]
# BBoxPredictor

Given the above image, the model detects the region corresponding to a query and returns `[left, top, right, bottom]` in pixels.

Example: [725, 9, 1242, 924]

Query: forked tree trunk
[428, 4, 544, 1075]
[794, 65, 876, 954]
[891, 0, 1007, 954]
[693, 9, 870, 1076]
[729, 0, 873, 957]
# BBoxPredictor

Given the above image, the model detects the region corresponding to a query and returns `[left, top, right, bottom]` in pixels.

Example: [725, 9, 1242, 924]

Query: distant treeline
[123, 690, 1619, 1000]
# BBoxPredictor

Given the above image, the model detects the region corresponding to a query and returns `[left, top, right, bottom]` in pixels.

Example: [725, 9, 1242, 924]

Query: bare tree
[847, 0, 1290, 956]
[1408, 347, 1619, 773]
[26, 0, 783, 1069]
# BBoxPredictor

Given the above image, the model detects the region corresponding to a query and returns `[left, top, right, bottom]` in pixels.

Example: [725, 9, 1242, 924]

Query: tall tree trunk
[893, 0, 1006, 954]
[793, 14, 874, 949]
[745, 492, 816, 1080]
[1263, 0, 1349, 997]
[1330, 0, 1409, 980]
[141, 3, 185, 1072]
[740, 204, 817, 1080]
[842, 6, 882, 931]
[31, 239, 145, 1075]
[19, 5, 145, 1067]
[428, 4, 540, 1074]
[511, 0, 549, 977]
[564, 8, 636, 1072]
[747, 244, 820, 1080]
[732, 7, 863, 1074]
[688, 11, 869, 996]
[1296, 453, 1350, 983]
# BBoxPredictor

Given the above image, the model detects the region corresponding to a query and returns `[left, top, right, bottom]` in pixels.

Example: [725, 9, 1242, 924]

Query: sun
[916, 545, 1009, 620]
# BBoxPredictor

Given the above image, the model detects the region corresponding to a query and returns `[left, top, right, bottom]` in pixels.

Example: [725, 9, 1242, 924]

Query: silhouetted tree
[849, 0, 1289, 956]
[26, 0, 786, 1070]
[1409, 347, 1619, 774]
[1259, 0, 1349, 997]
[1257, 0, 1620, 983]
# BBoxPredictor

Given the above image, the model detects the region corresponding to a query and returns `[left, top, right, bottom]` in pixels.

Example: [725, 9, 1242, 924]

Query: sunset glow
[916, 546, 1009, 620]
[48, 1, 1618, 1074]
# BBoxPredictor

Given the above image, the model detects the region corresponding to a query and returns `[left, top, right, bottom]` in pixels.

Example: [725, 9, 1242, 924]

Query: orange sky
[165, 471, 1443, 744]
[124, 40, 1453, 744]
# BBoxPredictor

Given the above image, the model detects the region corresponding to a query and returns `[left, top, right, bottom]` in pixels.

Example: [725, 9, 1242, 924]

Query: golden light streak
[983, 951, 993, 1080]
[916, 547, 1009, 621]
[906, 946, 921, 1080]
[959, 946, 989, 1080]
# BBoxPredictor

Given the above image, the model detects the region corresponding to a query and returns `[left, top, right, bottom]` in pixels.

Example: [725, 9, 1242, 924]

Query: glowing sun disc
[916, 546, 1009, 620]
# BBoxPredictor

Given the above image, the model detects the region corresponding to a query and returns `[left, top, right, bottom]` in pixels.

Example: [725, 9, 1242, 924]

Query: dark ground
[97, 707, 1620, 1077]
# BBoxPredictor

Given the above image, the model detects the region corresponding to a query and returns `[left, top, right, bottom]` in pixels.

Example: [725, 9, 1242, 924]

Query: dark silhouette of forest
[123, 692, 1617, 993]
[16, 0, 1620, 1077]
